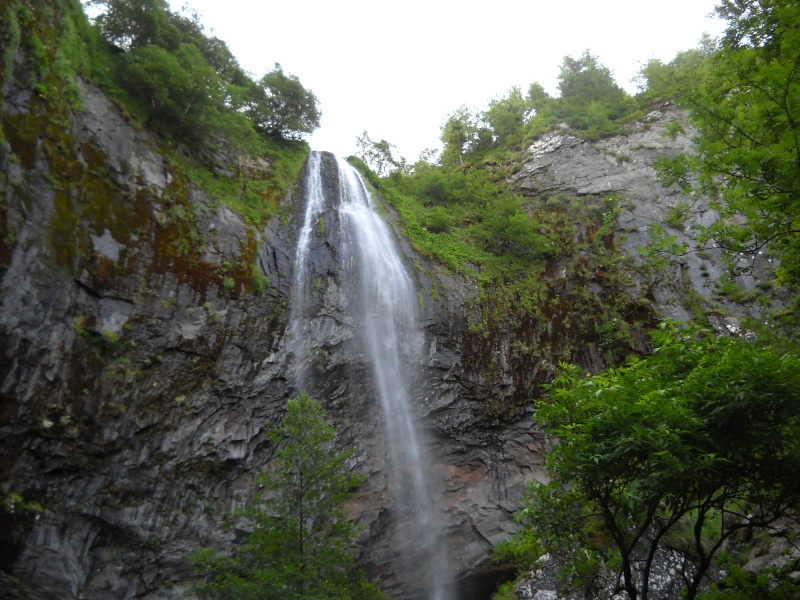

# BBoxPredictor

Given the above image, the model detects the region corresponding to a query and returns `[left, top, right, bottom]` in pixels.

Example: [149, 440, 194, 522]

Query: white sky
[169, 0, 724, 162]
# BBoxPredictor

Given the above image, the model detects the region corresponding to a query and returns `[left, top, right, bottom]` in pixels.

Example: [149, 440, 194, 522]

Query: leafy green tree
[555, 50, 629, 134]
[86, 0, 257, 150]
[86, 0, 174, 51]
[355, 131, 401, 176]
[86, 2, 320, 149]
[246, 63, 321, 140]
[635, 34, 716, 100]
[557, 50, 626, 108]
[191, 392, 383, 600]
[122, 42, 227, 142]
[440, 105, 492, 168]
[654, 1, 800, 286]
[475, 195, 550, 259]
[498, 322, 800, 600]
[485, 86, 529, 146]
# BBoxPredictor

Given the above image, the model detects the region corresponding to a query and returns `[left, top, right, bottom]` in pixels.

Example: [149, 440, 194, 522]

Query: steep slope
[0, 49, 540, 595]
[511, 103, 787, 331]
[1, 6, 785, 600]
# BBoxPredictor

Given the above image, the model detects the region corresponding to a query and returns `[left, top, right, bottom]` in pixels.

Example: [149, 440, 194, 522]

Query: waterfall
[287, 151, 326, 385]
[289, 151, 450, 599]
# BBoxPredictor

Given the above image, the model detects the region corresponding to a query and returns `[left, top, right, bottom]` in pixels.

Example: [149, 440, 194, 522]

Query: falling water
[290, 151, 449, 599]
[287, 151, 326, 385]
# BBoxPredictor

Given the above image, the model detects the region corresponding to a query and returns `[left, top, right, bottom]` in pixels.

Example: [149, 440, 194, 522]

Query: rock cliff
[0, 70, 546, 598]
[1, 60, 782, 600]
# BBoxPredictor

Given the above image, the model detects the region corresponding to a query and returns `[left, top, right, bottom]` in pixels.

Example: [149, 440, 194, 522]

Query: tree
[439, 105, 492, 169]
[86, 0, 174, 51]
[86, 0, 257, 151]
[554, 50, 629, 134]
[191, 392, 384, 600]
[246, 63, 321, 140]
[355, 131, 401, 176]
[475, 195, 551, 259]
[485, 86, 529, 146]
[122, 42, 227, 142]
[498, 322, 800, 600]
[655, 0, 800, 286]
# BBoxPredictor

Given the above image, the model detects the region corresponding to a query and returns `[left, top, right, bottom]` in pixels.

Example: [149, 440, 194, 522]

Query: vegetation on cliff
[86, 0, 320, 150]
[191, 393, 384, 600]
[1, 0, 316, 231]
[352, 50, 665, 418]
[650, 0, 800, 290]
[351, 0, 800, 596]
[496, 322, 800, 600]
[2, 0, 799, 597]
[485, 1, 800, 597]
[1, 0, 316, 307]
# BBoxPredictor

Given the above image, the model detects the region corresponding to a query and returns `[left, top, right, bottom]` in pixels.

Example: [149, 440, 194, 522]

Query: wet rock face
[0, 75, 544, 599]
[1, 76, 784, 600]
[259, 152, 548, 597]
[0, 77, 298, 598]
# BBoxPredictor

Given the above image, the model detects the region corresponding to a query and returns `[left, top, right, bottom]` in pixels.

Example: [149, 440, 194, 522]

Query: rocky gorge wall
[0, 67, 548, 597]
[0, 46, 785, 600]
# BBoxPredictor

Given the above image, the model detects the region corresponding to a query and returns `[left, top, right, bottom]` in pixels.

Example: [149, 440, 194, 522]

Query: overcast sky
[168, 0, 724, 162]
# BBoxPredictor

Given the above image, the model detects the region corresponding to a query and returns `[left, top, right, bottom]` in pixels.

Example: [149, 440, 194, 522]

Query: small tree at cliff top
[191, 392, 384, 600]
[497, 322, 800, 600]
[246, 63, 321, 140]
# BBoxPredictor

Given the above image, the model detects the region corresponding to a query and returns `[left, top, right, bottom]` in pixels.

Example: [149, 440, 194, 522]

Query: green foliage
[637, 222, 688, 270]
[664, 201, 690, 229]
[699, 563, 800, 599]
[88, 0, 173, 50]
[473, 195, 552, 259]
[3, 491, 44, 516]
[85, 1, 319, 152]
[250, 263, 269, 295]
[122, 43, 232, 145]
[355, 131, 402, 176]
[440, 105, 492, 167]
[491, 580, 519, 600]
[176, 135, 308, 226]
[383, 162, 552, 277]
[485, 86, 529, 146]
[246, 63, 321, 140]
[635, 35, 716, 102]
[65, 1, 316, 226]
[553, 50, 630, 137]
[503, 322, 800, 599]
[652, 1, 800, 286]
[191, 393, 384, 600]
[1, 1, 28, 82]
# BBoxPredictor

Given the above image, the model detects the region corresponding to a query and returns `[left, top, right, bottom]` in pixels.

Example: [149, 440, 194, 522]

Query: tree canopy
[84, 0, 320, 150]
[355, 131, 401, 176]
[246, 63, 321, 140]
[497, 323, 800, 599]
[652, 0, 800, 287]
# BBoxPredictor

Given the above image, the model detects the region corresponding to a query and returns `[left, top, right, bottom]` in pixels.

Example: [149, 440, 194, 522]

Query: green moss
[717, 278, 762, 304]
[665, 201, 690, 229]
[251, 262, 269, 295]
[176, 138, 307, 227]
[1, 2, 27, 82]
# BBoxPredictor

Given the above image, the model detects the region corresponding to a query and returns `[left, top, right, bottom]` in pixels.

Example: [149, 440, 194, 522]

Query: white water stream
[289, 152, 449, 599]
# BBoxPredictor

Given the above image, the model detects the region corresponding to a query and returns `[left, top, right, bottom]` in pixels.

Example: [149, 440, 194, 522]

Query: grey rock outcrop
[512, 103, 786, 329]
[0, 73, 544, 598]
[1, 53, 785, 600]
